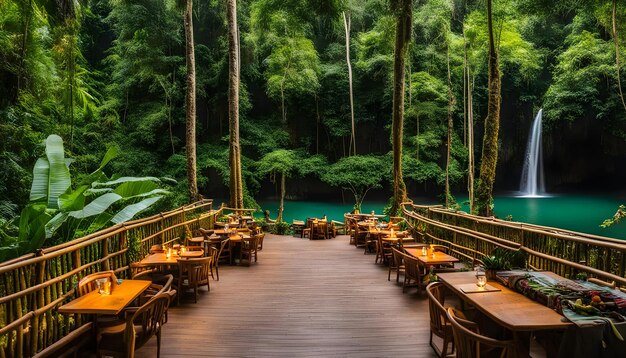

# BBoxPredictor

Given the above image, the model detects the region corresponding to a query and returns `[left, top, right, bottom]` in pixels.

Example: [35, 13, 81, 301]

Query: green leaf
[17, 204, 52, 249]
[45, 193, 123, 239]
[110, 196, 163, 224]
[29, 158, 50, 202]
[92, 176, 161, 188]
[113, 180, 159, 197]
[58, 186, 88, 212]
[44, 135, 72, 209]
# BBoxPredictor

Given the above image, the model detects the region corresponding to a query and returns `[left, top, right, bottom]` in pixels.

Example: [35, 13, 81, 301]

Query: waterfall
[520, 109, 546, 197]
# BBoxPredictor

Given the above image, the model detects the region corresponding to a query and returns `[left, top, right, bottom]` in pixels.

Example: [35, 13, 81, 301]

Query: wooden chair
[239, 235, 258, 266]
[149, 244, 165, 254]
[98, 292, 172, 358]
[211, 239, 230, 280]
[213, 237, 232, 266]
[255, 232, 266, 251]
[313, 220, 328, 240]
[427, 282, 454, 358]
[403, 254, 427, 293]
[446, 307, 516, 358]
[587, 277, 616, 289]
[389, 248, 406, 282]
[208, 246, 218, 280]
[177, 256, 212, 304]
[292, 220, 305, 237]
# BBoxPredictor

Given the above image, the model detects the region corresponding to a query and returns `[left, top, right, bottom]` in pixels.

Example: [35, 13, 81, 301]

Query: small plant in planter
[481, 248, 527, 280]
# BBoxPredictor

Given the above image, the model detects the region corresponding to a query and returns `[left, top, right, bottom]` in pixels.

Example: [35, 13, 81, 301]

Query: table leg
[513, 331, 531, 358]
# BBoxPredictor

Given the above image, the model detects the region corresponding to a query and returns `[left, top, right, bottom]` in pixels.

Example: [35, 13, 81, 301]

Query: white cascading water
[520, 109, 546, 197]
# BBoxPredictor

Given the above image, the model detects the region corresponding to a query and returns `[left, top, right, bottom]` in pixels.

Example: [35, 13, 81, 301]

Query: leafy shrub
[272, 221, 290, 235]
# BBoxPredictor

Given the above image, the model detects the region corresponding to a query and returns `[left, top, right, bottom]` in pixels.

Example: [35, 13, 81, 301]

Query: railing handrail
[427, 206, 625, 246]
[0, 199, 221, 357]
[0, 199, 213, 269]
[401, 202, 626, 287]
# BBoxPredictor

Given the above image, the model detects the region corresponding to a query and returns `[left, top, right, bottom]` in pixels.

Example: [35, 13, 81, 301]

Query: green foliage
[544, 23, 614, 126]
[601, 205, 626, 228]
[265, 36, 321, 108]
[0, 135, 171, 262]
[321, 155, 388, 211]
[271, 221, 291, 235]
[481, 248, 527, 270]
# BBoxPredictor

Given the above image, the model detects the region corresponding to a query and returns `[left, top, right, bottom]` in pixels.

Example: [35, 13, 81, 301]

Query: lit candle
[390, 229, 395, 237]
[166, 248, 172, 259]
[421, 246, 427, 256]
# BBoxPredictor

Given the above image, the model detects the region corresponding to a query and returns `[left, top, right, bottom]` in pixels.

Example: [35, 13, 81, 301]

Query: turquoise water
[257, 194, 626, 240]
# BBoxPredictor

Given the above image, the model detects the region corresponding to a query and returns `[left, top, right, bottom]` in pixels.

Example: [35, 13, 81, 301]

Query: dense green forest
[2, 0, 626, 253]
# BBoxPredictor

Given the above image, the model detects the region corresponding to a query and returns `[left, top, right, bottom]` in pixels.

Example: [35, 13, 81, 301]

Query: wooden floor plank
[136, 234, 438, 357]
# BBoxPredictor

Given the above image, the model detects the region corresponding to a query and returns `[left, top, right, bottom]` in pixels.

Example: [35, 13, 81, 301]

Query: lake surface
[257, 194, 626, 240]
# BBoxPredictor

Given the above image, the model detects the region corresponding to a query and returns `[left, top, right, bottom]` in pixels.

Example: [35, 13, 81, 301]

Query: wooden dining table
[405, 247, 460, 266]
[59, 280, 151, 315]
[437, 271, 573, 357]
[139, 250, 204, 266]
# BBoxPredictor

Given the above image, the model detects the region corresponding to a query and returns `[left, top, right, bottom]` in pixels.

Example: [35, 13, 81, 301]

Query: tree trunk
[277, 172, 286, 222]
[185, 0, 198, 202]
[613, 0, 626, 112]
[389, 0, 413, 215]
[445, 42, 453, 208]
[465, 29, 475, 213]
[474, 0, 501, 216]
[228, 0, 244, 209]
[343, 12, 356, 156]
[315, 94, 320, 154]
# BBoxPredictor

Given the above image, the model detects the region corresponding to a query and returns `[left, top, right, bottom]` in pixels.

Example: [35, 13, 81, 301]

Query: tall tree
[464, 29, 475, 213]
[389, 0, 413, 215]
[343, 11, 356, 156]
[184, 0, 198, 202]
[612, 0, 626, 112]
[228, 0, 244, 209]
[474, 0, 501, 216]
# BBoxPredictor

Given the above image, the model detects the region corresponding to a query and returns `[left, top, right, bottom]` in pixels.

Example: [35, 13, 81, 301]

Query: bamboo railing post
[101, 237, 110, 272]
[31, 250, 45, 355]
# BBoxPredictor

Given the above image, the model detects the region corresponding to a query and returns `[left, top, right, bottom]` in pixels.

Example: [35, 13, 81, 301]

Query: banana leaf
[58, 185, 88, 211]
[45, 135, 71, 209]
[45, 193, 123, 238]
[113, 180, 159, 197]
[111, 196, 164, 224]
[92, 176, 160, 188]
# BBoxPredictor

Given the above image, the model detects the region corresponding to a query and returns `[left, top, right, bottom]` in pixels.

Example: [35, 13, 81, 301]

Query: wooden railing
[0, 199, 221, 358]
[402, 202, 626, 287]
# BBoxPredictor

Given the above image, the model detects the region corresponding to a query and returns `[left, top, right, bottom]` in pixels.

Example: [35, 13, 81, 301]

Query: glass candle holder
[421, 246, 428, 256]
[96, 278, 107, 294]
[476, 272, 487, 288]
[166, 248, 172, 259]
[102, 280, 112, 295]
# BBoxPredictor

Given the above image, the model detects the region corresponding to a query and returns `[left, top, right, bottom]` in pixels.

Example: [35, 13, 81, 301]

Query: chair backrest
[587, 277, 616, 289]
[217, 237, 230, 258]
[78, 271, 117, 296]
[446, 307, 515, 358]
[127, 292, 171, 353]
[403, 254, 421, 283]
[426, 282, 449, 338]
[199, 228, 215, 239]
[242, 235, 258, 251]
[391, 247, 405, 269]
[178, 256, 213, 286]
[149, 244, 164, 254]
[255, 233, 265, 249]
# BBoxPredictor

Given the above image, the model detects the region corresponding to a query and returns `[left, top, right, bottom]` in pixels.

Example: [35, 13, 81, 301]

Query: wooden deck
[137, 234, 438, 357]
